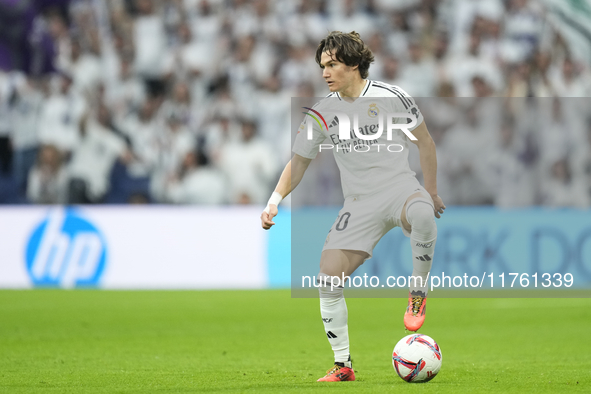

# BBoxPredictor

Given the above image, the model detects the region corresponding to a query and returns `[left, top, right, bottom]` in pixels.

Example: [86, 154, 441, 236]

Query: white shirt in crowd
[38, 88, 86, 153]
[68, 120, 126, 200]
[166, 165, 227, 205]
[482, 140, 536, 208]
[27, 166, 69, 204]
[105, 69, 146, 117]
[11, 82, 43, 150]
[0, 72, 12, 137]
[71, 52, 103, 93]
[133, 14, 167, 77]
[440, 115, 493, 205]
[115, 110, 160, 177]
[219, 134, 277, 204]
[150, 125, 196, 202]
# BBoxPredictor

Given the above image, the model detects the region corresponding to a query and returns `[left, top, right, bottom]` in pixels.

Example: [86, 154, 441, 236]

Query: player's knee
[317, 272, 344, 299]
[407, 200, 436, 239]
[407, 200, 434, 227]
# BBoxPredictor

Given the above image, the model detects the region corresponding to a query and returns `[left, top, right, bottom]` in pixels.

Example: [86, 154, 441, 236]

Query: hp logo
[26, 209, 107, 288]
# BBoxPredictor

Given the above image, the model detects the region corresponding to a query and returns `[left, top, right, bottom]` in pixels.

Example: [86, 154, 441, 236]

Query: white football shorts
[322, 178, 433, 258]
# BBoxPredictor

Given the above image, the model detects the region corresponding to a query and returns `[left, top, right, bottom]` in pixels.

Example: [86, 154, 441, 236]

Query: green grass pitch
[0, 290, 589, 393]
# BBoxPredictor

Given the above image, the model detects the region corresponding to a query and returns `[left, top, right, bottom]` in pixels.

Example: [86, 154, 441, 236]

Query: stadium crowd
[0, 0, 591, 207]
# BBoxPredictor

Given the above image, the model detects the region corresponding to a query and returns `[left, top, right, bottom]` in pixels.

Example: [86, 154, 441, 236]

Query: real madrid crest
[368, 103, 379, 118]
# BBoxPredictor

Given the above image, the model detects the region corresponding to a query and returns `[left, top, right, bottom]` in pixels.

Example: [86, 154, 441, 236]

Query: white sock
[406, 199, 437, 296]
[318, 274, 350, 366]
[410, 240, 435, 295]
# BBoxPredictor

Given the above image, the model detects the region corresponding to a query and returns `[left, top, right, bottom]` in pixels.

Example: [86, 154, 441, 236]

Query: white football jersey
[292, 80, 425, 198]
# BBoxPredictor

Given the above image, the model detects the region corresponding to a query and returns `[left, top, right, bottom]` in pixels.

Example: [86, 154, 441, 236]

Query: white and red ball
[392, 334, 442, 382]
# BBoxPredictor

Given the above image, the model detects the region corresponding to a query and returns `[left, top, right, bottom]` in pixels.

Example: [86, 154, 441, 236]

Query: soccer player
[260, 31, 445, 382]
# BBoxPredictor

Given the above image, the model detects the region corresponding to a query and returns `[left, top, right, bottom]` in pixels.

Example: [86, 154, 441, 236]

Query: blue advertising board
[268, 207, 591, 291]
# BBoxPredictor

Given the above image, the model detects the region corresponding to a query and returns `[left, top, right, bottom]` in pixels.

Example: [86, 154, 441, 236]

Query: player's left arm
[409, 121, 446, 218]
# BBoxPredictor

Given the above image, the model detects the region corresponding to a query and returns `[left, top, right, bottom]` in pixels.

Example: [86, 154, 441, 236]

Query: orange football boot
[317, 363, 355, 382]
[404, 291, 427, 331]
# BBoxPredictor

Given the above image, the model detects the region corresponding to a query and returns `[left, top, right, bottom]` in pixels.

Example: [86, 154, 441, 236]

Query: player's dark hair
[315, 31, 375, 79]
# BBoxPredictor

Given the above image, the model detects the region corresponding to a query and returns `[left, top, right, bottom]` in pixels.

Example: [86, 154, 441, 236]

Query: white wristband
[264, 192, 283, 214]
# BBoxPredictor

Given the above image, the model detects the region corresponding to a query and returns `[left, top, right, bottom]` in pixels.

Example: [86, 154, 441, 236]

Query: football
[392, 334, 442, 382]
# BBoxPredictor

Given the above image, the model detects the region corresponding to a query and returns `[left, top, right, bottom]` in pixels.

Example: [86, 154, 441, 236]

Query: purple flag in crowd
[0, 0, 69, 75]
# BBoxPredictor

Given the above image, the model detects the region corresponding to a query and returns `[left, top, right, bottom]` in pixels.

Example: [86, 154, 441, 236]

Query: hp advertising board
[0, 206, 267, 289]
[26, 209, 107, 288]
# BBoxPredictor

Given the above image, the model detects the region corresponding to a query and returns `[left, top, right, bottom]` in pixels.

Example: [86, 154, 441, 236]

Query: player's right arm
[262, 100, 326, 230]
[261, 154, 312, 230]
